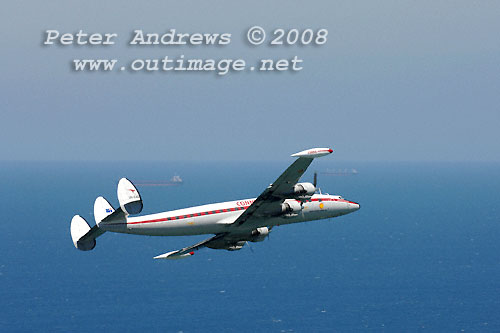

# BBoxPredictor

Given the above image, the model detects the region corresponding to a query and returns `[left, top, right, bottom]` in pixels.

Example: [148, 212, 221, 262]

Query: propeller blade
[313, 172, 318, 188]
[246, 241, 254, 253]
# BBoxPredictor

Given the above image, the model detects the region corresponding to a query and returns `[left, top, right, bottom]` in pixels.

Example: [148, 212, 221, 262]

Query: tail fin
[70, 178, 143, 251]
[96, 178, 143, 226]
[117, 178, 143, 215]
[70, 215, 103, 251]
[94, 196, 115, 226]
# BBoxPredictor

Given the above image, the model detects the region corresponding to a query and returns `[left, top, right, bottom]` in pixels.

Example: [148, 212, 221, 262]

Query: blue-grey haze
[1, 1, 499, 161]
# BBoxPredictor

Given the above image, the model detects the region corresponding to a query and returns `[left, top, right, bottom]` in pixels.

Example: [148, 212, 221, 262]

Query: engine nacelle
[281, 199, 302, 214]
[251, 227, 270, 242]
[207, 240, 246, 251]
[227, 241, 246, 251]
[293, 182, 315, 197]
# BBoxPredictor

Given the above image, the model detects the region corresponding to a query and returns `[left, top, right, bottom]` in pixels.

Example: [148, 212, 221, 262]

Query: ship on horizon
[134, 175, 183, 187]
[321, 168, 358, 175]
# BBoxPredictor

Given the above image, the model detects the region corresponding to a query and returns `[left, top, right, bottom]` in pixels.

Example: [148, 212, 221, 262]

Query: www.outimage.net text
[42, 27, 328, 76]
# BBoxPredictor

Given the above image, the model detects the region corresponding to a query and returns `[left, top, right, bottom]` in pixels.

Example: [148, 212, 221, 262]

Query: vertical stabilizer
[70, 215, 99, 251]
[117, 178, 143, 215]
[94, 196, 115, 226]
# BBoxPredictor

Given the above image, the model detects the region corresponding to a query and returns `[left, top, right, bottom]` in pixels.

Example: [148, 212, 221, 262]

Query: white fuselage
[100, 193, 360, 236]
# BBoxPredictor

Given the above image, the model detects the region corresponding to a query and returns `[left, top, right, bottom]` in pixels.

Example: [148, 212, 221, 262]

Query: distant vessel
[134, 175, 183, 187]
[170, 175, 183, 184]
[321, 168, 358, 175]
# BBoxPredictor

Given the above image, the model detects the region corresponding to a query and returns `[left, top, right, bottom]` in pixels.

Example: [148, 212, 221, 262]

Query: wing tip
[291, 147, 333, 158]
[154, 251, 194, 260]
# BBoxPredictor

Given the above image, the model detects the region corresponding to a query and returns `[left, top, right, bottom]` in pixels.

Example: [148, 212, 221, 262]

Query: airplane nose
[350, 202, 360, 212]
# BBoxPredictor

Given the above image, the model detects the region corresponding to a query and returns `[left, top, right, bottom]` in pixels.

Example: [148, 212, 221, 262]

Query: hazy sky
[1, 1, 499, 161]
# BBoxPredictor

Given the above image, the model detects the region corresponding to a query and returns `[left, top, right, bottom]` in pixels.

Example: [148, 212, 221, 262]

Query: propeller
[313, 171, 322, 194]
[246, 227, 272, 253]
[245, 241, 254, 253]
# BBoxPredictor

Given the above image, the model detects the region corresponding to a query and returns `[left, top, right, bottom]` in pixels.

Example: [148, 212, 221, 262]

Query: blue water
[1, 161, 499, 331]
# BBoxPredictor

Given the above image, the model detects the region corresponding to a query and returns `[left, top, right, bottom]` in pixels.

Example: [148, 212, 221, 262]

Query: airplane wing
[153, 148, 333, 260]
[232, 147, 333, 227]
[153, 233, 228, 259]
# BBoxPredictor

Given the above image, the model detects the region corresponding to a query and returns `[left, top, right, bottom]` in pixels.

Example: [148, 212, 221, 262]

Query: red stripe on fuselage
[119, 205, 252, 225]
[309, 198, 358, 205]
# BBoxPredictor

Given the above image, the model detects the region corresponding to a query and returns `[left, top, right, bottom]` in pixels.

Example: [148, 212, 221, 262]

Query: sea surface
[1, 160, 499, 332]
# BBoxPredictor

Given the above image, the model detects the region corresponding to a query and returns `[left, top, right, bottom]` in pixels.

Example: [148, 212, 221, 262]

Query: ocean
[1, 160, 499, 332]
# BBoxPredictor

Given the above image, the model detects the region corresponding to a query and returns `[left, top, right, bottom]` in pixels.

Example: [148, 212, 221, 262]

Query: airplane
[70, 147, 360, 260]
